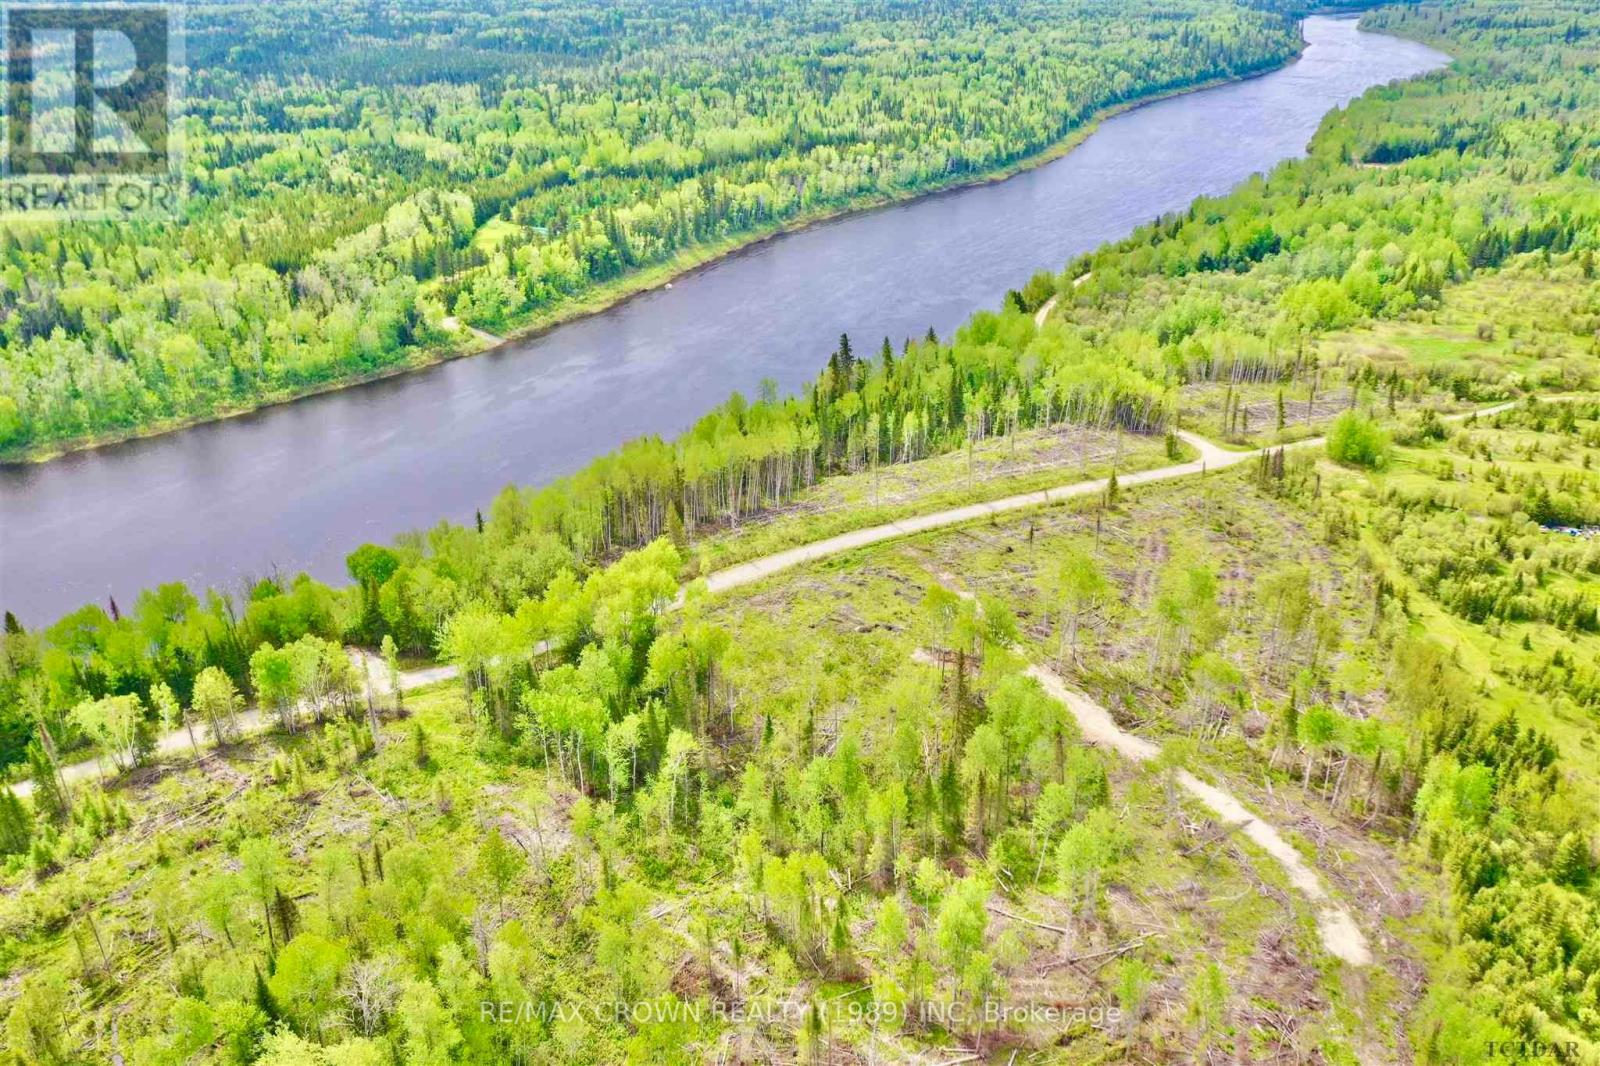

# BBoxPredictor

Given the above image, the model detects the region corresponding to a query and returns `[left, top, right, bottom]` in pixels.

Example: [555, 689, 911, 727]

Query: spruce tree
[0, 788, 33, 855]
[29, 835, 56, 878]
[26, 742, 68, 824]
[271, 887, 299, 943]
[1551, 832, 1591, 887]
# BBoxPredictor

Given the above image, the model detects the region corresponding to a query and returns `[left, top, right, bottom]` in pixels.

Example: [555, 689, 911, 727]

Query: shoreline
[10, 393, 1523, 788]
[0, 48, 1308, 467]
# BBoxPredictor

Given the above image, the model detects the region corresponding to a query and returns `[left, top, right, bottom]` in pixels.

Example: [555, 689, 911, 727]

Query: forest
[0, 0, 1303, 457]
[3, 0, 1600, 1062]
[9, 0, 1599, 768]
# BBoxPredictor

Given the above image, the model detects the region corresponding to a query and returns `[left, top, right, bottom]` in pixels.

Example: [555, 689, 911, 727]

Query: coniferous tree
[26, 742, 69, 824]
[0, 788, 33, 854]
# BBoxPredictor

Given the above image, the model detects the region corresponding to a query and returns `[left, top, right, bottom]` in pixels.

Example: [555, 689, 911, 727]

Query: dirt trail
[704, 427, 1245, 596]
[924, 572, 1373, 967]
[1031, 270, 1091, 327]
[439, 315, 505, 347]
[11, 652, 452, 800]
[1026, 664, 1371, 965]
[15, 400, 1520, 805]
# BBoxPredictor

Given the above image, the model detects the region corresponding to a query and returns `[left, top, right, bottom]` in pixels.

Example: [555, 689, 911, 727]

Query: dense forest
[0, 0, 1302, 456]
[3, 0, 1600, 1062]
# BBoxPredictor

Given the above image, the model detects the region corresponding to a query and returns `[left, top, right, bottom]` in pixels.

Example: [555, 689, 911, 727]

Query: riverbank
[12, 396, 1521, 797]
[1, 51, 1306, 467]
[2, 17, 1451, 625]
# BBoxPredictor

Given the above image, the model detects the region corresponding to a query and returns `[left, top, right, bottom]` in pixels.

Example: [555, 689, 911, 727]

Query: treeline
[496, 319, 1170, 559]
[0, 575, 360, 776]
[0, 0, 1303, 454]
[0, 311, 1171, 775]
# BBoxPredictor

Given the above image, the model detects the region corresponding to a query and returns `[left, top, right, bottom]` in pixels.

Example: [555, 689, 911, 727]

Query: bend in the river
[0, 17, 1448, 623]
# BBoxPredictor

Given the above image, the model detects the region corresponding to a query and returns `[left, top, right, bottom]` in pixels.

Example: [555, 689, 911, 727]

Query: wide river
[0, 17, 1446, 623]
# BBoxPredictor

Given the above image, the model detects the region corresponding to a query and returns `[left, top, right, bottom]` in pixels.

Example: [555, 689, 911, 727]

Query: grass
[471, 216, 525, 252]
[688, 424, 1179, 576]
[1316, 270, 1600, 389]
[1330, 409, 1600, 807]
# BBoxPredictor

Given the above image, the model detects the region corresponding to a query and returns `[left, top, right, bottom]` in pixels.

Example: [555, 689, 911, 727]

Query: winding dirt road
[927, 569, 1373, 967]
[19, 425, 1239, 798]
[1030, 270, 1091, 327]
[16, 397, 1524, 956]
[704, 428, 1240, 595]
[1025, 664, 1372, 966]
[22, 403, 1517, 795]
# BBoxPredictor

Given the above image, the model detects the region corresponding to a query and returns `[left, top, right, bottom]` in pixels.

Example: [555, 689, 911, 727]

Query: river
[0, 17, 1447, 624]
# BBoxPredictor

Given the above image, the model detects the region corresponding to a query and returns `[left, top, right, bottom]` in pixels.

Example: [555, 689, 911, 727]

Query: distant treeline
[0, 0, 1304, 455]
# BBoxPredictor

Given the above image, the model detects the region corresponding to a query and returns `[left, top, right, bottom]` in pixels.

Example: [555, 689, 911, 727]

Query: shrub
[1392, 407, 1447, 445]
[1326, 410, 1388, 468]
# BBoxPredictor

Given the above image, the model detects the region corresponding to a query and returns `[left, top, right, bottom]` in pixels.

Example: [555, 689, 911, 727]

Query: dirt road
[1026, 664, 1373, 966]
[14, 399, 1517, 813]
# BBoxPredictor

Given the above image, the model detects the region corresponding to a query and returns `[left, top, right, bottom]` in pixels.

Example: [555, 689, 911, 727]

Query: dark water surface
[0, 17, 1447, 623]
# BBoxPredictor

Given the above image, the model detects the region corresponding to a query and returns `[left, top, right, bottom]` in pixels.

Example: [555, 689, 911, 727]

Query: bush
[1392, 407, 1447, 446]
[1326, 410, 1389, 468]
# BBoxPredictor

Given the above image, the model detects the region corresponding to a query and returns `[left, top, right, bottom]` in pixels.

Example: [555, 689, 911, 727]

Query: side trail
[22, 401, 1526, 968]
